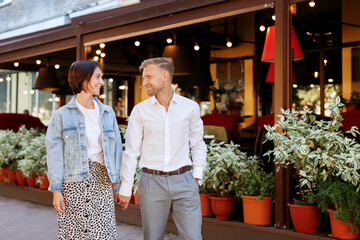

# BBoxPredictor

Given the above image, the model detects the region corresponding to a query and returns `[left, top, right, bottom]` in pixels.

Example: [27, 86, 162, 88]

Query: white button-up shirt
[119, 93, 207, 196]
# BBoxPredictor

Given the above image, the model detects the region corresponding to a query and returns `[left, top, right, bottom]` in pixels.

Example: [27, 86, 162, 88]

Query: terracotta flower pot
[26, 173, 38, 188]
[287, 203, 321, 234]
[133, 189, 140, 205]
[38, 174, 49, 190]
[15, 171, 27, 186]
[209, 196, 235, 220]
[200, 193, 213, 217]
[328, 209, 359, 239]
[7, 170, 18, 185]
[243, 196, 273, 225]
[0, 168, 8, 182]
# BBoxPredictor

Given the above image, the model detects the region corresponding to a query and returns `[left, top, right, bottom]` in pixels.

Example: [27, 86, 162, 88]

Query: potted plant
[340, 91, 360, 112]
[210, 87, 226, 114]
[234, 157, 274, 225]
[206, 140, 251, 220]
[18, 131, 47, 188]
[313, 177, 360, 239]
[264, 96, 360, 234]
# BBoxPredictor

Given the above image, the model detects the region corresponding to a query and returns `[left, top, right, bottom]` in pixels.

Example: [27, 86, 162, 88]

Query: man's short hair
[139, 57, 174, 79]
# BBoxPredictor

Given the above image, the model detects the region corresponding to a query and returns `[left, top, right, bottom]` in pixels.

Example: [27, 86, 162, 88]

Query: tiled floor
[0, 195, 180, 240]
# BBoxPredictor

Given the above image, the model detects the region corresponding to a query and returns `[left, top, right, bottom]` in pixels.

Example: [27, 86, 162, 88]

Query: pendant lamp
[34, 67, 60, 91]
[266, 63, 296, 83]
[162, 45, 191, 75]
[261, 26, 304, 62]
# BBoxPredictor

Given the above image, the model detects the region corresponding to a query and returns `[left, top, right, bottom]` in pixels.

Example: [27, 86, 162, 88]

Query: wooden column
[76, 33, 85, 61]
[273, 0, 292, 229]
[319, 51, 325, 118]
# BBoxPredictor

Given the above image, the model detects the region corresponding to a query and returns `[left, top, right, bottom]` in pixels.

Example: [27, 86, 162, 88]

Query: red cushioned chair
[0, 113, 45, 132]
[201, 113, 238, 140]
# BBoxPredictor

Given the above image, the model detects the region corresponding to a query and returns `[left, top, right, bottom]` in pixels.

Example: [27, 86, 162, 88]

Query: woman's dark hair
[68, 60, 101, 95]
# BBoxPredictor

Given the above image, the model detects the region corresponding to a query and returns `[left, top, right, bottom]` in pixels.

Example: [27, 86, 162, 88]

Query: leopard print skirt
[57, 161, 117, 240]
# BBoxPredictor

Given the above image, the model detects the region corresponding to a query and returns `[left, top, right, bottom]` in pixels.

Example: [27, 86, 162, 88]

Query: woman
[46, 60, 122, 239]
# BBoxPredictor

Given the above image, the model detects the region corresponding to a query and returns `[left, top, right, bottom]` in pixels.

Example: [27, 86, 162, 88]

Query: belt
[142, 165, 191, 176]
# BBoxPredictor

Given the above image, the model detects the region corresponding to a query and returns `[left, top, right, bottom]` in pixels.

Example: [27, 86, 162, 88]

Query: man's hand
[53, 191, 65, 213]
[116, 194, 131, 210]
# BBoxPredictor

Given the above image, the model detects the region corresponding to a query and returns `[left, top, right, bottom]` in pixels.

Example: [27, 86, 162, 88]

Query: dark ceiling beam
[0, 37, 77, 63]
[83, 0, 268, 45]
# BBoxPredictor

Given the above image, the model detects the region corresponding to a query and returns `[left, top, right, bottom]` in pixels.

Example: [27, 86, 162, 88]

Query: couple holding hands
[46, 57, 207, 240]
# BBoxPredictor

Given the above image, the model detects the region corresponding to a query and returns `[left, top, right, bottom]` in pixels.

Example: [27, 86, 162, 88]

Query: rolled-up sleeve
[46, 111, 64, 191]
[189, 103, 207, 180]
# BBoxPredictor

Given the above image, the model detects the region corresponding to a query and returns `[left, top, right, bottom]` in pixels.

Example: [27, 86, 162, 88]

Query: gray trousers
[138, 170, 202, 240]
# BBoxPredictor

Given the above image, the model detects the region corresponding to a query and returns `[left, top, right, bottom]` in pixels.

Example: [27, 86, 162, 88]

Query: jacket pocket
[63, 129, 78, 162]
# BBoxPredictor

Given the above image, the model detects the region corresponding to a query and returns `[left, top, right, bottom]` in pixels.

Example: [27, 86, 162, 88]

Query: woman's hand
[53, 191, 65, 213]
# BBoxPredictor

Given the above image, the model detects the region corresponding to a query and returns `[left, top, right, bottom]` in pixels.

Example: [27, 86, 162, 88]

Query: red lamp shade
[266, 63, 296, 83]
[261, 26, 304, 62]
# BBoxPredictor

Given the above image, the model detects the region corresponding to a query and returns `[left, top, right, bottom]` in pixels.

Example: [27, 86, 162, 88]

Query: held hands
[53, 191, 65, 213]
[115, 193, 131, 211]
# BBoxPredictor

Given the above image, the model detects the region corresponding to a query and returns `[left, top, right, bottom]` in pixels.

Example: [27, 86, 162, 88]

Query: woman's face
[84, 67, 104, 95]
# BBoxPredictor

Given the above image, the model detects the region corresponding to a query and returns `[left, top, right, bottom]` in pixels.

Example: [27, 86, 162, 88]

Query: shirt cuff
[119, 182, 133, 197]
[192, 166, 204, 180]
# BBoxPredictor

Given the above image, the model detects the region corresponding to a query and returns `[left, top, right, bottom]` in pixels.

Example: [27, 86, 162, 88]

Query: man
[118, 57, 207, 240]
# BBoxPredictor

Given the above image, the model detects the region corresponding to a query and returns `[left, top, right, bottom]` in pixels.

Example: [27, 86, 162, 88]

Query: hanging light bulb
[134, 40, 140, 47]
[324, 59, 328, 66]
[6, 76, 11, 81]
[99, 43, 105, 48]
[328, 78, 334, 83]
[310, 84, 315, 88]
[259, 25, 266, 32]
[14, 61, 19, 67]
[272, 15, 276, 21]
[94, 56, 99, 61]
[54, 64, 60, 69]
[36, 59, 41, 65]
[100, 52, 106, 58]
[0, 78, 3, 82]
[96, 49, 101, 55]
[293, 84, 298, 88]
[314, 71, 319, 78]
[309, 0, 315, 7]
[226, 38, 232, 48]
[166, 37, 173, 44]
[194, 41, 200, 51]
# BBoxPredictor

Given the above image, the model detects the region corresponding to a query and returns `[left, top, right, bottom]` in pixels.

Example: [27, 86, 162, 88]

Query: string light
[54, 64, 60, 69]
[226, 38, 232, 48]
[309, 0, 315, 7]
[194, 41, 200, 51]
[29, 90, 35, 94]
[96, 49, 101, 55]
[6, 76, 11, 81]
[94, 56, 99, 61]
[14, 61, 19, 67]
[293, 84, 298, 88]
[0, 78, 3, 82]
[166, 37, 173, 44]
[324, 59, 328, 66]
[328, 78, 334, 83]
[272, 15, 276, 21]
[259, 25, 266, 32]
[119, 85, 126, 90]
[99, 43, 105, 48]
[36, 59, 41, 65]
[134, 40, 140, 47]
[100, 52, 106, 58]
[314, 71, 319, 78]
[310, 84, 315, 88]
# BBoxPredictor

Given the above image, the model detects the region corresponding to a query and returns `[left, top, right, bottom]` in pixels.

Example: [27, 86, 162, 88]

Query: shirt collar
[150, 91, 179, 105]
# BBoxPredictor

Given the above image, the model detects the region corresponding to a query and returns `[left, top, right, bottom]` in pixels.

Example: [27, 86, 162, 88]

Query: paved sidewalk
[0, 195, 180, 240]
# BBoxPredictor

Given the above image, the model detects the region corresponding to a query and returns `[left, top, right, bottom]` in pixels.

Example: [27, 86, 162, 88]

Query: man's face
[142, 64, 165, 96]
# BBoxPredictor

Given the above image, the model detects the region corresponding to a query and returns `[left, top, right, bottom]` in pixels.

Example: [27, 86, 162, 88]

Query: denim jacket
[46, 96, 122, 192]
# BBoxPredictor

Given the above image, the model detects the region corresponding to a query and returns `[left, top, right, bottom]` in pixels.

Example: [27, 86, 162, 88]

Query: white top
[76, 98, 104, 165]
[119, 93, 207, 196]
